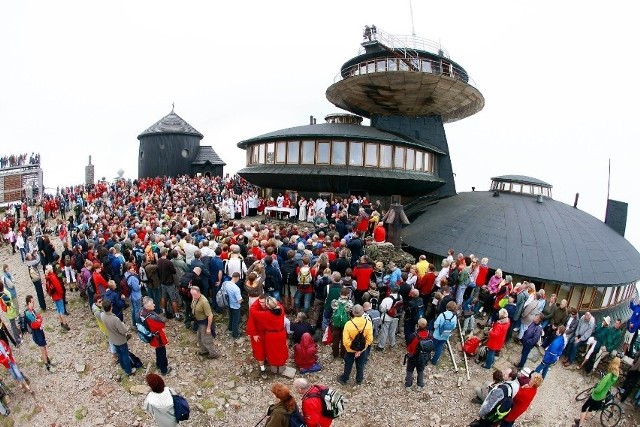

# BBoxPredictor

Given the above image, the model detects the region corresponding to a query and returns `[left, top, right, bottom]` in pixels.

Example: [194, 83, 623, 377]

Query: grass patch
[74, 406, 88, 421]
[19, 405, 41, 422]
[201, 399, 216, 410]
[119, 372, 134, 393]
[0, 416, 15, 427]
[132, 406, 146, 419]
[215, 410, 225, 420]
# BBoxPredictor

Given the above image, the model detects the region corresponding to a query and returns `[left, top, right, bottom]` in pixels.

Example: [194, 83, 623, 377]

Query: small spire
[171, 102, 175, 112]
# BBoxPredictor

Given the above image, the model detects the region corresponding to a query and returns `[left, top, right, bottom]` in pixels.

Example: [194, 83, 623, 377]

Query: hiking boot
[128, 368, 137, 376]
[197, 350, 209, 356]
[205, 353, 220, 359]
[62, 323, 70, 331]
[336, 375, 347, 385]
[161, 367, 173, 376]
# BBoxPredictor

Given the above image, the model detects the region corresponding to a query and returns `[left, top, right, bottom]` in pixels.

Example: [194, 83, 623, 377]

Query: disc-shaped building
[138, 109, 226, 179]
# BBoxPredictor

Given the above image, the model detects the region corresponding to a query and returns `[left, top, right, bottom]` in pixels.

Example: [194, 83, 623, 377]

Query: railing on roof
[360, 26, 450, 58]
[333, 55, 476, 88]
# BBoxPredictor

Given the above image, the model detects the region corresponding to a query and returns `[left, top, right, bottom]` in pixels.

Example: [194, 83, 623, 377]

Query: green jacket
[593, 325, 609, 342]
[591, 372, 618, 401]
[601, 327, 624, 352]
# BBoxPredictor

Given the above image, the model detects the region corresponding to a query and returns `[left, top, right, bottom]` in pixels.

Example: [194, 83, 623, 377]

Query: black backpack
[485, 384, 514, 422]
[409, 333, 434, 367]
[314, 276, 330, 300]
[350, 319, 368, 351]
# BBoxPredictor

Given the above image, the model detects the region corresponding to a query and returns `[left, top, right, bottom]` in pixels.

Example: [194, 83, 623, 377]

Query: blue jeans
[484, 348, 496, 369]
[147, 287, 161, 314]
[534, 361, 553, 378]
[229, 307, 241, 338]
[339, 351, 367, 384]
[456, 285, 467, 305]
[294, 291, 312, 313]
[266, 289, 281, 302]
[155, 345, 168, 374]
[19, 247, 27, 262]
[130, 298, 142, 326]
[517, 345, 534, 368]
[566, 339, 587, 364]
[114, 343, 133, 374]
[431, 338, 447, 365]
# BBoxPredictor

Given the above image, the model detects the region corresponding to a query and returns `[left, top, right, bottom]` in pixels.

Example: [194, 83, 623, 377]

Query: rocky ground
[0, 232, 638, 427]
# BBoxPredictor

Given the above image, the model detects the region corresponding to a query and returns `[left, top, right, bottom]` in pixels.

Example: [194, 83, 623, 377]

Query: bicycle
[575, 385, 623, 427]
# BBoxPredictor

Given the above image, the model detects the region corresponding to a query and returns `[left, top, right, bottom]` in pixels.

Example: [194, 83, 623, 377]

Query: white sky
[2, 1, 640, 254]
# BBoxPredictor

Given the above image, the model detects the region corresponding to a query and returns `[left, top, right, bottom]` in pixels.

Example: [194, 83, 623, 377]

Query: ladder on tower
[363, 26, 421, 71]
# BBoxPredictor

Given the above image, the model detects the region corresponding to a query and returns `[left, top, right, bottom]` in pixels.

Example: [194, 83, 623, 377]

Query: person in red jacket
[483, 308, 510, 369]
[294, 378, 334, 427]
[139, 297, 171, 376]
[372, 222, 386, 243]
[351, 257, 374, 305]
[92, 263, 109, 297]
[252, 296, 288, 373]
[500, 373, 543, 426]
[0, 339, 33, 395]
[294, 332, 321, 373]
[45, 265, 70, 331]
[475, 257, 489, 287]
[405, 318, 430, 389]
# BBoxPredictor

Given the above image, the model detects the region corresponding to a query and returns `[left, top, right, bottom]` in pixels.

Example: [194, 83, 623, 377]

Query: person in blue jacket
[624, 300, 640, 356]
[534, 325, 566, 378]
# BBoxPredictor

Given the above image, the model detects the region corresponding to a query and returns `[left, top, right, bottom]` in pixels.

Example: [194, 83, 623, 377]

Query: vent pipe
[573, 193, 579, 208]
[536, 195, 543, 203]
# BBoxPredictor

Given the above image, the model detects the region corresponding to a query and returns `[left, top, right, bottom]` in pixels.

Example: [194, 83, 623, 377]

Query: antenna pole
[409, 0, 416, 36]
[607, 158, 611, 200]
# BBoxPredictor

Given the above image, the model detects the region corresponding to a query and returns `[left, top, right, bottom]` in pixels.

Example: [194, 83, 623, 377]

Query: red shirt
[417, 272, 436, 296]
[503, 385, 537, 422]
[406, 329, 430, 356]
[373, 225, 386, 243]
[352, 263, 374, 291]
[302, 385, 334, 427]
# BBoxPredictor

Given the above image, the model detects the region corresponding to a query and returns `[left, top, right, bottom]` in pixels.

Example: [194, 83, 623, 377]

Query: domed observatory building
[237, 27, 484, 198]
[402, 175, 640, 319]
[138, 109, 226, 179]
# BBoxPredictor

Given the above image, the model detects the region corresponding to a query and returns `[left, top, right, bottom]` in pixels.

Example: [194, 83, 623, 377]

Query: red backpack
[463, 336, 481, 356]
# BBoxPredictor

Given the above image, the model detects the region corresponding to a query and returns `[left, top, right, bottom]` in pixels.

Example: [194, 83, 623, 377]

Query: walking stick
[458, 316, 471, 380]
[446, 338, 459, 372]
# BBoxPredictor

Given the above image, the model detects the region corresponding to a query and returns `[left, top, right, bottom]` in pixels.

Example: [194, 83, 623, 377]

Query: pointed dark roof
[191, 146, 226, 166]
[138, 109, 203, 139]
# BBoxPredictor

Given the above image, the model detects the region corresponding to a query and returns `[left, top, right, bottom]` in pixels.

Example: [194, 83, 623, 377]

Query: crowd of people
[0, 153, 39, 169]
[0, 173, 638, 426]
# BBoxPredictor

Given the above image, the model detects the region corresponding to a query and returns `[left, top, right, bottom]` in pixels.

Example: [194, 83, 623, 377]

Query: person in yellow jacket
[337, 304, 373, 385]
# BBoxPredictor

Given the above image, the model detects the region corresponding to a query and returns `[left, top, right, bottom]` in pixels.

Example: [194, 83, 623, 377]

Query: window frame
[275, 141, 287, 164]
[364, 143, 378, 167]
[300, 140, 315, 165]
[316, 141, 331, 165]
[331, 140, 347, 165]
[349, 141, 364, 166]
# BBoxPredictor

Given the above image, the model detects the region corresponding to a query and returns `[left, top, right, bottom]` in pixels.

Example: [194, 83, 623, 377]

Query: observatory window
[301, 140, 315, 164]
[365, 143, 378, 167]
[258, 144, 265, 164]
[331, 141, 346, 165]
[367, 61, 375, 74]
[512, 183, 522, 193]
[379, 145, 392, 168]
[421, 59, 433, 73]
[251, 145, 259, 164]
[287, 141, 299, 164]
[592, 287, 605, 309]
[415, 150, 423, 171]
[394, 147, 405, 169]
[406, 149, 415, 170]
[181, 149, 189, 158]
[569, 286, 584, 311]
[276, 142, 287, 163]
[266, 143, 275, 164]
[349, 142, 363, 166]
[603, 286, 614, 307]
[426, 153, 435, 173]
[399, 61, 409, 71]
[376, 59, 386, 72]
[557, 284, 570, 304]
[359, 64, 367, 76]
[317, 142, 330, 164]
[580, 288, 596, 310]
[139, 151, 144, 160]
[387, 58, 398, 71]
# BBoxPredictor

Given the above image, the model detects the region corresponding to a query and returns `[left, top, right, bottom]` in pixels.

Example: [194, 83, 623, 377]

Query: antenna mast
[409, 0, 416, 36]
[607, 158, 611, 200]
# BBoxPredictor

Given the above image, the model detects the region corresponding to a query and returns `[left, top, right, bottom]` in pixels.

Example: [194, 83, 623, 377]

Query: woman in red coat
[45, 265, 70, 331]
[483, 308, 510, 369]
[247, 296, 268, 372]
[294, 332, 321, 373]
[91, 264, 109, 297]
[500, 373, 543, 426]
[139, 297, 171, 375]
[252, 296, 288, 373]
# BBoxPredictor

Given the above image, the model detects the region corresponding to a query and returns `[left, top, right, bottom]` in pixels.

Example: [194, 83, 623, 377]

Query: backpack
[216, 282, 230, 309]
[171, 391, 190, 422]
[18, 315, 28, 334]
[136, 313, 157, 344]
[297, 267, 312, 289]
[138, 265, 148, 284]
[332, 302, 350, 329]
[287, 407, 306, 427]
[28, 266, 40, 282]
[305, 386, 345, 419]
[408, 298, 425, 323]
[264, 272, 278, 292]
[437, 312, 457, 339]
[474, 345, 488, 363]
[86, 275, 95, 296]
[485, 384, 513, 422]
[385, 296, 403, 318]
[409, 333, 434, 367]
[350, 319, 368, 351]
[463, 336, 481, 356]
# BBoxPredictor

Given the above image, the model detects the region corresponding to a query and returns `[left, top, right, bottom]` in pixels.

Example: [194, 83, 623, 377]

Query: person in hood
[294, 332, 321, 373]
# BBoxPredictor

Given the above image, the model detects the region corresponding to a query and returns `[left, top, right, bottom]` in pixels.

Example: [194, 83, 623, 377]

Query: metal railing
[334, 56, 476, 88]
[360, 26, 450, 58]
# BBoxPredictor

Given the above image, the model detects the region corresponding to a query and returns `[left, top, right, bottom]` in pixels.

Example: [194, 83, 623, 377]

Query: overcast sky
[2, 1, 639, 254]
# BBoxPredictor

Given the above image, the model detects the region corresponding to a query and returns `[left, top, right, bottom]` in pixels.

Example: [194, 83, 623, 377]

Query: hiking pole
[458, 317, 471, 380]
[446, 338, 459, 372]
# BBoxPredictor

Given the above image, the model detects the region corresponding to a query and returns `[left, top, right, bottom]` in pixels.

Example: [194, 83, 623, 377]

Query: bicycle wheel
[576, 387, 593, 401]
[600, 402, 622, 427]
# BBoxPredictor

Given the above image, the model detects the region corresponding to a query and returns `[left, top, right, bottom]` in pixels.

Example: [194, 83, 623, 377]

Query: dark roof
[491, 175, 552, 188]
[191, 146, 226, 166]
[138, 110, 203, 139]
[402, 191, 640, 286]
[237, 123, 446, 154]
